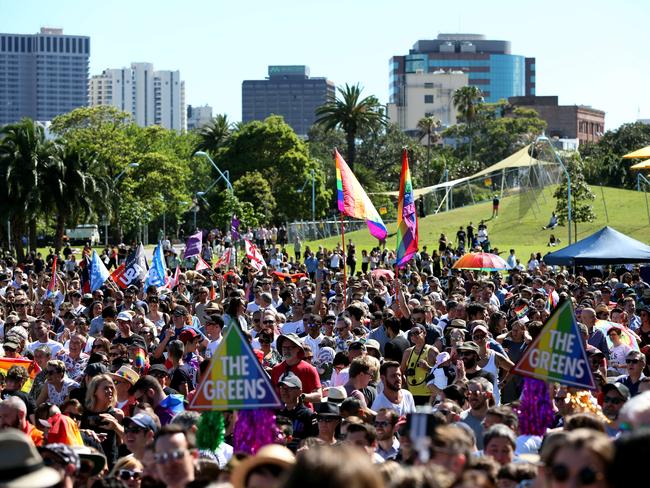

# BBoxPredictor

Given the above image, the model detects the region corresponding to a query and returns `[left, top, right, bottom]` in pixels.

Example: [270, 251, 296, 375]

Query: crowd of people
[2, 231, 650, 488]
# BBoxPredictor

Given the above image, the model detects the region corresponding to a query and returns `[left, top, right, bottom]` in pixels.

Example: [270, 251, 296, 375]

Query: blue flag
[145, 243, 168, 288]
[184, 230, 202, 259]
[90, 250, 111, 292]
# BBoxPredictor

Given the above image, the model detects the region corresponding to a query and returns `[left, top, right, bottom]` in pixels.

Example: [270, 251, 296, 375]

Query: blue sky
[2, 0, 648, 130]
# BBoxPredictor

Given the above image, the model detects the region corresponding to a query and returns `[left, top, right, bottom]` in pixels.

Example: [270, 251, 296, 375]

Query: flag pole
[340, 212, 347, 302]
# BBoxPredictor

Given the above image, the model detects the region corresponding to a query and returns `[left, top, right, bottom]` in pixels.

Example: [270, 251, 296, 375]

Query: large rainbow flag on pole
[335, 149, 387, 241]
[395, 148, 418, 267]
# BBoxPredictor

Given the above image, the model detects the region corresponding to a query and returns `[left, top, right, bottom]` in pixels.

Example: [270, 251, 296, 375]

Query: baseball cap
[124, 413, 159, 434]
[179, 328, 199, 343]
[148, 364, 169, 377]
[116, 311, 133, 322]
[602, 383, 631, 401]
[84, 362, 109, 377]
[173, 305, 188, 316]
[278, 372, 302, 390]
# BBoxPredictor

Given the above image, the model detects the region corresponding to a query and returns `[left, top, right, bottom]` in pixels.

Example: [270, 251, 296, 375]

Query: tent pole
[500, 168, 506, 199]
[467, 180, 475, 205]
[600, 186, 609, 223]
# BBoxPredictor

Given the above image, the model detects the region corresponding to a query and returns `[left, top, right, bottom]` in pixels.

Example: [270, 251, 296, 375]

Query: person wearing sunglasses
[373, 407, 400, 461]
[109, 455, 144, 488]
[154, 424, 197, 488]
[542, 428, 613, 488]
[602, 383, 631, 437]
[614, 350, 647, 397]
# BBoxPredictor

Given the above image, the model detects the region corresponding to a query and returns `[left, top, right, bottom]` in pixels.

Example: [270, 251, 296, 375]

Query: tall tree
[315, 84, 386, 169]
[195, 114, 231, 154]
[452, 86, 484, 161]
[42, 143, 110, 252]
[417, 116, 441, 185]
[0, 118, 49, 259]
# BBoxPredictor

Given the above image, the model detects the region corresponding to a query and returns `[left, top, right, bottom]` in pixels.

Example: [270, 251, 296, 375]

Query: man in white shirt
[302, 314, 324, 358]
[25, 319, 64, 356]
[204, 315, 225, 359]
[371, 361, 416, 416]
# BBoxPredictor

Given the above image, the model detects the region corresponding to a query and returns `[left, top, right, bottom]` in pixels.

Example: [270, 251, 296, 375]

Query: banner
[231, 216, 240, 241]
[184, 231, 203, 259]
[245, 239, 266, 271]
[111, 244, 147, 289]
[214, 248, 232, 268]
[90, 250, 111, 292]
[513, 300, 595, 389]
[145, 243, 168, 288]
[189, 323, 280, 410]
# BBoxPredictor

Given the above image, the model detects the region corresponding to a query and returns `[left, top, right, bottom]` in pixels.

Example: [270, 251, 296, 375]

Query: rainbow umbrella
[594, 320, 640, 351]
[452, 252, 509, 271]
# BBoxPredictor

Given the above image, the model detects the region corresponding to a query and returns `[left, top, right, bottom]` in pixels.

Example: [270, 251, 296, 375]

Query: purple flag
[184, 231, 203, 259]
[231, 215, 240, 241]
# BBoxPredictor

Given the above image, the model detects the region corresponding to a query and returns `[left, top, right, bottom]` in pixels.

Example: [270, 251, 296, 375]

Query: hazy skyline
[2, 0, 649, 131]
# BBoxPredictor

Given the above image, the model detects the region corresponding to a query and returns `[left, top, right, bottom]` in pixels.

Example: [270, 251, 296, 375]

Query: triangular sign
[513, 299, 596, 389]
[189, 324, 281, 410]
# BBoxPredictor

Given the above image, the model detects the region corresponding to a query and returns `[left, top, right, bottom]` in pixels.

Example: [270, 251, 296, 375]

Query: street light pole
[536, 136, 571, 245]
[310, 169, 316, 223]
[194, 151, 233, 191]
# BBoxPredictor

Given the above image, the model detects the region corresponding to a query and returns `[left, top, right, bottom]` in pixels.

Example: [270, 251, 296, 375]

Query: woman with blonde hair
[80, 374, 124, 468]
[110, 457, 143, 488]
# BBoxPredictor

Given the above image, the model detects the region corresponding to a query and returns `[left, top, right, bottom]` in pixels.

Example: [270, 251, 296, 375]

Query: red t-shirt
[271, 360, 321, 409]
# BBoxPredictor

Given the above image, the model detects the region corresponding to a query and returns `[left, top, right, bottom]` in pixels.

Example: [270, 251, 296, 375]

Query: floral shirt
[61, 353, 89, 383]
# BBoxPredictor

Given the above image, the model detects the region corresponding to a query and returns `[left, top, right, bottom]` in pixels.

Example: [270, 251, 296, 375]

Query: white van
[65, 224, 101, 245]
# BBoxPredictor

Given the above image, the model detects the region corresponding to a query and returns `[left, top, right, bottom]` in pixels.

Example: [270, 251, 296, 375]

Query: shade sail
[543, 226, 650, 266]
[623, 145, 650, 160]
[630, 160, 650, 170]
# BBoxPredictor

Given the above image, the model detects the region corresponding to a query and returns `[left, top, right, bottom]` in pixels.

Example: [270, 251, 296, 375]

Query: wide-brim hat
[230, 444, 295, 488]
[109, 365, 140, 385]
[276, 333, 304, 352]
[0, 429, 61, 488]
[71, 446, 106, 477]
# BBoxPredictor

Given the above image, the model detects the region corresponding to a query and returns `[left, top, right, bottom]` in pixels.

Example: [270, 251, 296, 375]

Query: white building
[387, 70, 468, 134]
[187, 104, 213, 130]
[89, 62, 186, 131]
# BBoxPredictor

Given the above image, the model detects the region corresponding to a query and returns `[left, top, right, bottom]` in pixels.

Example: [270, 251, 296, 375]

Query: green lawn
[306, 185, 650, 261]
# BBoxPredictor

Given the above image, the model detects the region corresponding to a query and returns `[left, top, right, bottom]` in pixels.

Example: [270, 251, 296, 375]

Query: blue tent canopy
[543, 226, 650, 266]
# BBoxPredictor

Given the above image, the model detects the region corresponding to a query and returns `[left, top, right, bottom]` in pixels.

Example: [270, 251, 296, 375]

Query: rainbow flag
[134, 347, 147, 370]
[46, 256, 58, 298]
[189, 321, 280, 411]
[0, 358, 40, 392]
[335, 149, 387, 241]
[395, 148, 418, 267]
[515, 304, 529, 319]
[513, 299, 595, 389]
[545, 292, 559, 313]
[595, 320, 640, 352]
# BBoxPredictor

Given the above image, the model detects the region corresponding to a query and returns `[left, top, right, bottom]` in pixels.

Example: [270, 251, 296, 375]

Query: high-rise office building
[187, 104, 213, 130]
[242, 65, 335, 137]
[387, 71, 468, 133]
[390, 34, 535, 106]
[89, 62, 186, 131]
[0, 27, 89, 125]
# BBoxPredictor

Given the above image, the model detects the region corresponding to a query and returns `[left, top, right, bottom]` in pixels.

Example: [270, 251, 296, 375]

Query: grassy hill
[306, 185, 650, 261]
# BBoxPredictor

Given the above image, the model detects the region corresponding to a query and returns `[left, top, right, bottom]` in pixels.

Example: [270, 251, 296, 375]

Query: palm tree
[452, 86, 484, 161]
[43, 143, 110, 252]
[315, 83, 386, 169]
[196, 114, 231, 154]
[0, 118, 48, 260]
[417, 116, 441, 185]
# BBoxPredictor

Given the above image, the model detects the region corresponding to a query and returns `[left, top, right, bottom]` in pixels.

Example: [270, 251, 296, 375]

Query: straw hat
[230, 444, 295, 488]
